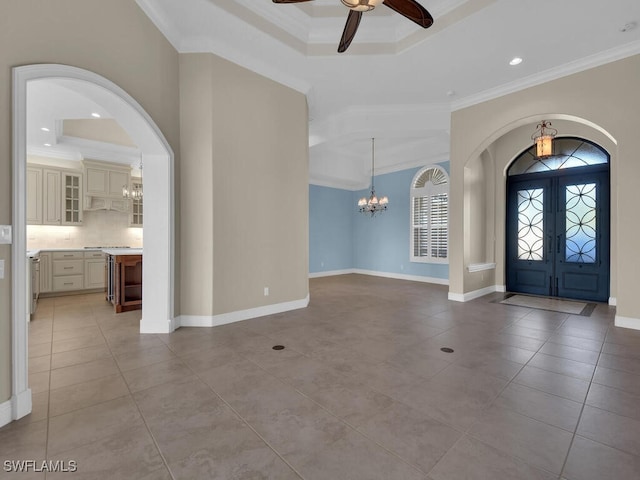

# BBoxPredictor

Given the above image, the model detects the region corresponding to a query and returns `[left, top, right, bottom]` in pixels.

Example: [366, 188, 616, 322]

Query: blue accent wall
[309, 184, 353, 273]
[310, 163, 449, 281]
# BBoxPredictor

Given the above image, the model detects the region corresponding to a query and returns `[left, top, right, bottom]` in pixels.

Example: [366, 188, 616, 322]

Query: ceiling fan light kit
[341, 0, 383, 12]
[273, 0, 434, 52]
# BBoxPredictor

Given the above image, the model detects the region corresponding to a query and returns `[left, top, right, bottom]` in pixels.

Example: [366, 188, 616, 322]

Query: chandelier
[531, 120, 557, 158]
[358, 138, 389, 216]
[123, 154, 143, 200]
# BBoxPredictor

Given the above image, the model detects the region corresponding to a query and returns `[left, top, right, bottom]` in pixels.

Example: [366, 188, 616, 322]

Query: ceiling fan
[273, 0, 434, 53]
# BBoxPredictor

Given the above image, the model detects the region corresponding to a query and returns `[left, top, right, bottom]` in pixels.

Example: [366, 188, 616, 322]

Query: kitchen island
[104, 248, 143, 313]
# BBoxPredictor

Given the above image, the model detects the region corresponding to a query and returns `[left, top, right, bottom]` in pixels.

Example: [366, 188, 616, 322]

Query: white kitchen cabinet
[52, 251, 84, 292]
[62, 172, 83, 225]
[43, 169, 61, 225]
[129, 177, 143, 226]
[84, 251, 106, 289]
[39, 250, 106, 294]
[27, 165, 83, 226]
[39, 252, 52, 293]
[27, 167, 43, 225]
[83, 160, 131, 199]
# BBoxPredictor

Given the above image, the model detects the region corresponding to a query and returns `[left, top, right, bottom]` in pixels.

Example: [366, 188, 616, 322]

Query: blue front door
[506, 164, 610, 302]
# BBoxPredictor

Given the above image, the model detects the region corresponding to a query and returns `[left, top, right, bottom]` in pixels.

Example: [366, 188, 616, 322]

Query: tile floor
[2, 274, 640, 479]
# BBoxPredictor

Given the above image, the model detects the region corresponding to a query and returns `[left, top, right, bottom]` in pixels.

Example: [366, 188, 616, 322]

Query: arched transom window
[411, 165, 449, 263]
[508, 137, 609, 176]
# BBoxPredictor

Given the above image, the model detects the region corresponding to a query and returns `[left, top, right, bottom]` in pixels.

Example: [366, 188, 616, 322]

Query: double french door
[506, 165, 609, 302]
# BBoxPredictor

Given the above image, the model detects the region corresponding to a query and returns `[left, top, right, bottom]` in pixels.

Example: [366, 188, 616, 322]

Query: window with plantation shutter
[410, 166, 449, 263]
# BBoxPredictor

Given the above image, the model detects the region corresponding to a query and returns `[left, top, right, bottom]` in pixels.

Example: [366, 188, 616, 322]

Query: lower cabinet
[40, 250, 106, 293]
[84, 251, 106, 289]
[39, 252, 52, 293]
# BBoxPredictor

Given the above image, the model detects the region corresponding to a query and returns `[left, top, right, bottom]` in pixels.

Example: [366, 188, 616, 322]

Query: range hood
[84, 196, 130, 212]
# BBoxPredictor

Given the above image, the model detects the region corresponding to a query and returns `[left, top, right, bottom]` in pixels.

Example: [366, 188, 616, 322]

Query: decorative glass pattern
[509, 138, 609, 176]
[517, 188, 544, 260]
[565, 183, 596, 263]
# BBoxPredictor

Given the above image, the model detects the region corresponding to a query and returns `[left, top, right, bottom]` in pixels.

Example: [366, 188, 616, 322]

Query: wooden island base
[105, 251, 142, 313]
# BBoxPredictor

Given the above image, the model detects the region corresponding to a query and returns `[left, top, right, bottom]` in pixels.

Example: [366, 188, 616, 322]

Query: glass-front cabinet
[62, 172, 83, 225]
[129, 177, 143, 227]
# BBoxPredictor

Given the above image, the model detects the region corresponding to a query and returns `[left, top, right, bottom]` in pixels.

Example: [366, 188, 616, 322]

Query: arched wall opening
[11, 64, 175, 421]
[453, 115, 617, 303]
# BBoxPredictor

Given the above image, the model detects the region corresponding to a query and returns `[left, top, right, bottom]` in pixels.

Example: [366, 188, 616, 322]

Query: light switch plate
[0, 259, 4, 279]
[0, 225, 12, 244]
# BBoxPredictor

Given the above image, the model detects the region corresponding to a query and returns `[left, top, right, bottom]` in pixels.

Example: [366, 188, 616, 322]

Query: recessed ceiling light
[40, 127, 50, 132]
[44, 143, 51, 147]
[91, 112, 101, 118]
[509, 57, 523, 66]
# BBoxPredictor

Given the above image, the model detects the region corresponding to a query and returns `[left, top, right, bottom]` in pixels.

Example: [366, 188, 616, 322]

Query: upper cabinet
[26, 167, 42, 224]
[83, 160, 131, 212]
[62, 172, 83, 225]
[129, 177, 143, 227]
[27, 165, 83, 226]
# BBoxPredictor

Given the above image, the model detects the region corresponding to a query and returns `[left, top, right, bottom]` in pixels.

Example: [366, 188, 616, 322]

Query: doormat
[498, 294, 596, 316]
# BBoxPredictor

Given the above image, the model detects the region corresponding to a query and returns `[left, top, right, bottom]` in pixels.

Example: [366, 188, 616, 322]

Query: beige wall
[450, 55, 640, 320]
[180, 53, 309, 316]
[0, 0, 180, 403]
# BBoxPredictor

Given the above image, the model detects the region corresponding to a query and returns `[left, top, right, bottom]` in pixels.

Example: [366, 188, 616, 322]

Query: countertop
[26, 247, 143, 257]
[102, 248, 143, 256]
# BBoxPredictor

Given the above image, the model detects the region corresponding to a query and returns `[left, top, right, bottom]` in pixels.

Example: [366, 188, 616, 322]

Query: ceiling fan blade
[382, 0, 433, 28]
[272, 0, 313, 3]
[338, 10, 363, 53]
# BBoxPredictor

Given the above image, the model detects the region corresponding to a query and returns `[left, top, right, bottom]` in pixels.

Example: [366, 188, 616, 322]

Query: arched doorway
[505, 137, 610, 302]
[11, 64, 175, 421]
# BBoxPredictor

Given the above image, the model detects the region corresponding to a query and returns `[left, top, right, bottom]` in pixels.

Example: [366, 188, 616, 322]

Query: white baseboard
[496, 284, 506, 293]
[448, 285, 499, 302]
[11, 388, 32, 422]
[176, 295, 310, 328]
[609, 297, 617, 306]
[352, 269, 449, 285]
[0, 399, 12, 428]
[140, 317, 176, 334]
[309, 269, 354, 278]
[615, 315, 640, 331]
[1, 388, 32, 428]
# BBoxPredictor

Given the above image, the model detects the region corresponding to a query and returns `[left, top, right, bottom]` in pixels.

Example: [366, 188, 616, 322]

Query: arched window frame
[410, 165, 449, 264]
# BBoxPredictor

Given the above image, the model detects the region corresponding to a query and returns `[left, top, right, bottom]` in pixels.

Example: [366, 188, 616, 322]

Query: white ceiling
[28, 0, 640, 189]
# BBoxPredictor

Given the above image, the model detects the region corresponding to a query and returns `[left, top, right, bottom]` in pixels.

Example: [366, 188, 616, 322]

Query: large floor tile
[538, 342, 600, 365]
[47, 396, 144, 456]
[528, 352, 596, 381]
[586, 382, 640, 421]
[592, 365, 640, 396]
[513, 365, 590, 402]
[493, 382, 583, 432]
[297, 429, 426, 480]
[576, 405, 640, 456]
[469, 405, 573, 474]
[50, 344, 112, 369]
[357, 401, 461, 473]
[46, 425, 166, 480]
[48, 374, 130, 417]
[49, 357, 119, 390]
[122, 358, 192, 393]
[563, 436, 640, 480]
[430, 435, 558, 480]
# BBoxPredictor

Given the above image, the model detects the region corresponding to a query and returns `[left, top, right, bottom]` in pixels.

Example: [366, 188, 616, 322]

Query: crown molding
[452, 40, 640, 111]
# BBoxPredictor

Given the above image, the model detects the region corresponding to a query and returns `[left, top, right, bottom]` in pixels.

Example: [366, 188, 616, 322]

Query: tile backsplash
[27, 210, 143, 249]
